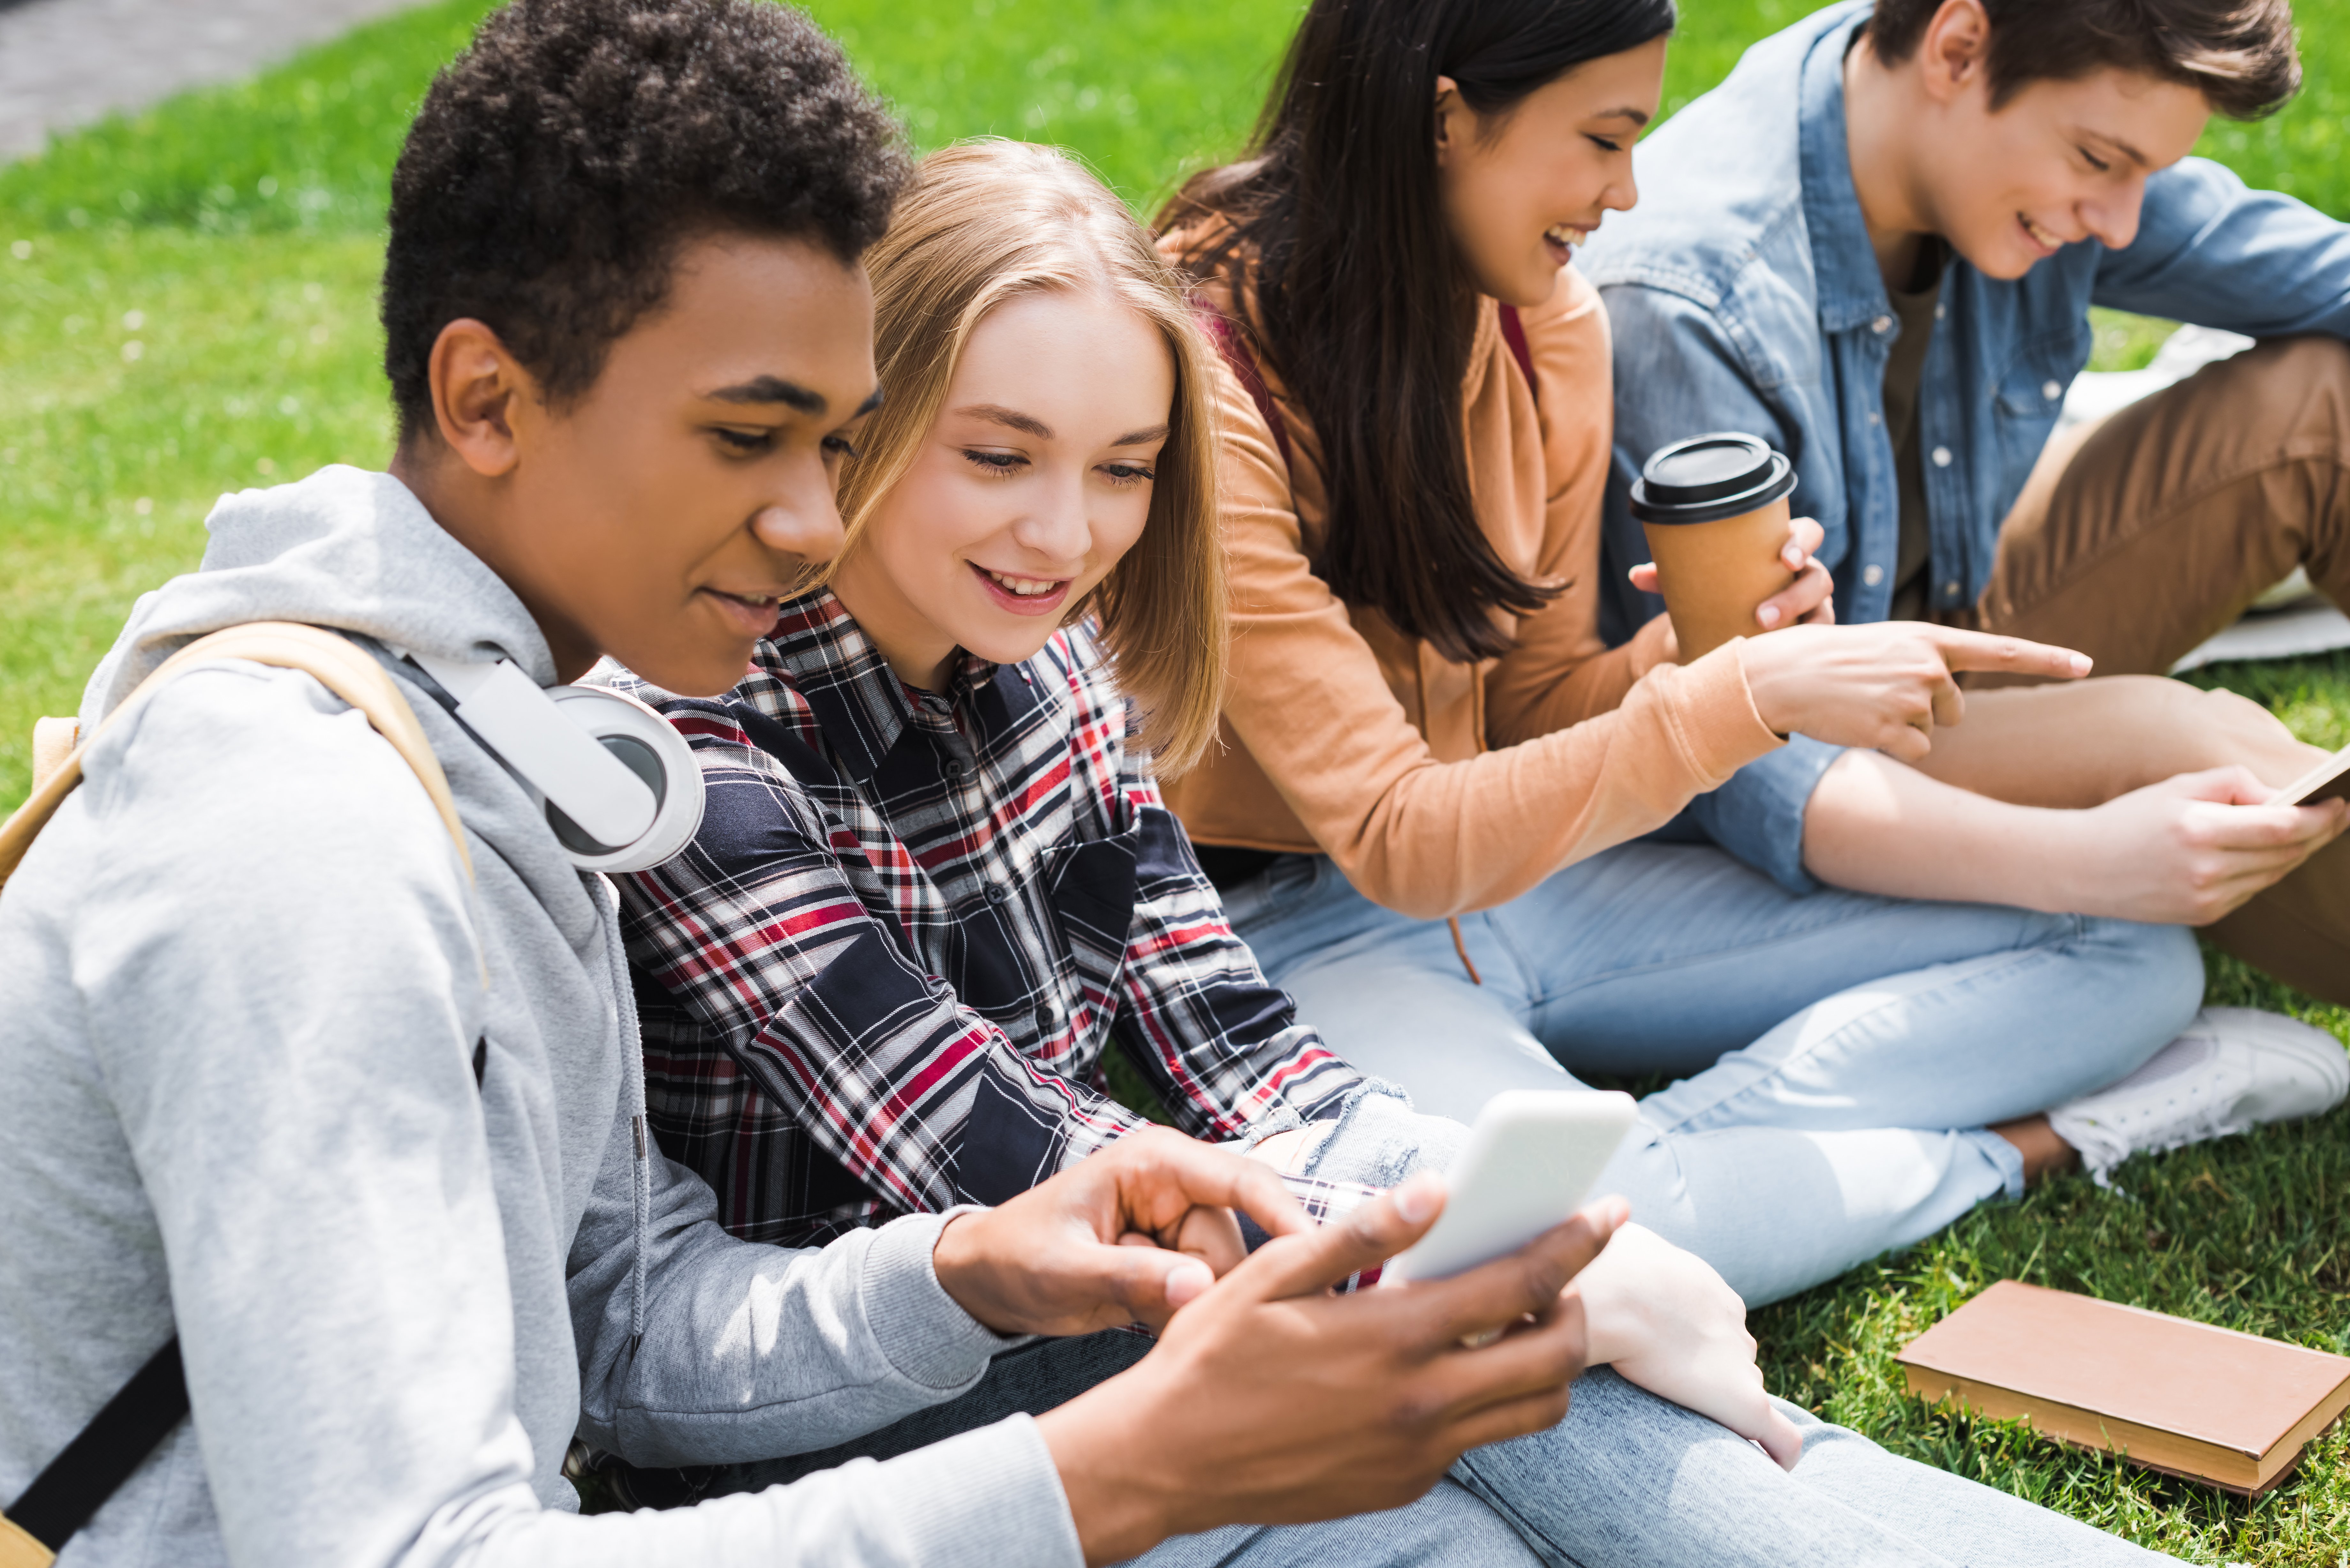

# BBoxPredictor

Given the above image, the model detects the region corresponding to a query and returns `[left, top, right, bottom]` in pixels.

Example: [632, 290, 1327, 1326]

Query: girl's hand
[2053, 767, 2350, 924]
[1568, 1221, 1804, 1471]
[1628, 514, 1837, 639]
[1735, 623, 2091, 761]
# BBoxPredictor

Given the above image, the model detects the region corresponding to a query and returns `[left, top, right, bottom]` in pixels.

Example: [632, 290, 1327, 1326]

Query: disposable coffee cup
[1629, 432, 1801, 661]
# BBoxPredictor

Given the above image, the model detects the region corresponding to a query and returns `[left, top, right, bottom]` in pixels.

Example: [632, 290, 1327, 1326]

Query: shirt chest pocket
[1989, 334, 2088, 521]
[1047, 834, 1141, 990]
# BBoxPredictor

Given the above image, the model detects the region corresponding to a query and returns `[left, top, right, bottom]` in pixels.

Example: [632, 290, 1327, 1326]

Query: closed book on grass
[1895, 1280, 2350, 1495]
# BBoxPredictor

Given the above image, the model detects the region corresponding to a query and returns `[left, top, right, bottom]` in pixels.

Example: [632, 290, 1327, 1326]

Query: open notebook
[1896, 1280, 2350, 1495]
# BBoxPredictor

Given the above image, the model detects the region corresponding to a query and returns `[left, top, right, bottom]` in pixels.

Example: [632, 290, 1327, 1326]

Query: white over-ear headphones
[398, 647, 704, 873]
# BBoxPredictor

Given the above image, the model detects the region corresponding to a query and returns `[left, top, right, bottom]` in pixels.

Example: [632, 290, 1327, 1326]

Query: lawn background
[3, 1, 2347, 1559]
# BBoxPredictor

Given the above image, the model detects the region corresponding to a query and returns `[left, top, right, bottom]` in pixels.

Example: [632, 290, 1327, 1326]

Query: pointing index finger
[1927, 627, 2092, 680]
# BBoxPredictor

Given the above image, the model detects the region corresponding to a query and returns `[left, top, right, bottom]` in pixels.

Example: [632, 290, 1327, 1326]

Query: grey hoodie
[0, 466, 1083, 1567]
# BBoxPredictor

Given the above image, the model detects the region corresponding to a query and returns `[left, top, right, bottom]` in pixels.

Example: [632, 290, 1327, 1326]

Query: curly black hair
[382, 0, 908, 442]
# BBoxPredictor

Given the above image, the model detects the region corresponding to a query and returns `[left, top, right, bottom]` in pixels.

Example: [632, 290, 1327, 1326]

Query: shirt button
[1944, 580, 1962, 599]
[1870, 315, 1892, 334]
[985, 883, 1009, 905]
[1862, 564, 1885, 587]
[1934, 303, 1946, 320]
[2042, 379, 2064, 402]
[1931, 446, 1953, 467]
[943, 758, 964, 779]
[1866, 411, 1881, 426]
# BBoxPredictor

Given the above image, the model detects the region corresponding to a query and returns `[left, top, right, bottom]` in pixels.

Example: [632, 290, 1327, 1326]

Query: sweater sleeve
[49, 663, 1081, 1568]
[1481, 270, 1681, 745]
[1202, 340, 1785, 921]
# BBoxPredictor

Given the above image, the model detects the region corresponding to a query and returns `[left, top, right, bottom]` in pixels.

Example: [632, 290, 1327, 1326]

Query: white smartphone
[1387, 1089, 1638, 1284]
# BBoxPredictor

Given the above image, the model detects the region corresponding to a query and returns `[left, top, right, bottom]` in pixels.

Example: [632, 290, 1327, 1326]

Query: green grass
[7, 2, 2350, 1559]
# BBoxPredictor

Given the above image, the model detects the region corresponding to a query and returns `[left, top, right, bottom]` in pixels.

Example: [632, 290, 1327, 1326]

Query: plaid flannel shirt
[615, 590, 1368, 1248]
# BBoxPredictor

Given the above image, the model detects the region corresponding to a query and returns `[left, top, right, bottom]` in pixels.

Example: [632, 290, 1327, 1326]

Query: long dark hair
[1162, 0, 1673, 663]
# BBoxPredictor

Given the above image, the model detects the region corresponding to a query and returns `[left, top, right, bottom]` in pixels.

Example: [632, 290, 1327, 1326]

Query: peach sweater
[1164, 258, 1785, 920]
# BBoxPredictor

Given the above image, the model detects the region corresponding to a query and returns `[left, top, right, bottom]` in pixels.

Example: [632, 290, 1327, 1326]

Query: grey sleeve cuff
[1681, 736, 1844, 895]
[861, 1208, 1025, 1392]
[879, 1413, 1085, 1568]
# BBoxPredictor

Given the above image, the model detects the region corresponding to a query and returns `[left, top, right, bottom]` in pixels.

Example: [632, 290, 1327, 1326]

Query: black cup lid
[1629, 432, 1796, 524]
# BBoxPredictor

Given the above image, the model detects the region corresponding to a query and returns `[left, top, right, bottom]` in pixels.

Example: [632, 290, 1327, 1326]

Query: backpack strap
[0, 622, 476, 1568]
[0, 621, 472, 894]
[0, 1341, 186, 1568]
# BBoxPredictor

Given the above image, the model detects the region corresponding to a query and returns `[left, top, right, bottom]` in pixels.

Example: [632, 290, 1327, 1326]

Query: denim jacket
[1578, 1, 2350, 891]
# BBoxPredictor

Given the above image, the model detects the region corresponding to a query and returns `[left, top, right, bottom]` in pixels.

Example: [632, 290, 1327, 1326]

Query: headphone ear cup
[542, 687, 705, 873]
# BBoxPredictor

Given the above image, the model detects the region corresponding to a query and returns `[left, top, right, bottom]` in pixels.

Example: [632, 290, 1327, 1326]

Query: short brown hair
[1865, 0, 2299, 119]
[828, 140, 1227, 776]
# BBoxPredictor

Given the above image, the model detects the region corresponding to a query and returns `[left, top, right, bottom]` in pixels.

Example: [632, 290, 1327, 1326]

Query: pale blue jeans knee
[1451, 1368, 2174, 1566]
[1231, 844, 2203, 1304]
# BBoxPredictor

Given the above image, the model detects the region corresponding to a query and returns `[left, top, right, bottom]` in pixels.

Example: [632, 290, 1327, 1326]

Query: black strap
[5, 1338, 188, 1551]
[8, 1043, 496, 1551]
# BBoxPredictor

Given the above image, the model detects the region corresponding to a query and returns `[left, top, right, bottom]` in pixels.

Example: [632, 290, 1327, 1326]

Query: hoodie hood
[82, 465, 558, 727]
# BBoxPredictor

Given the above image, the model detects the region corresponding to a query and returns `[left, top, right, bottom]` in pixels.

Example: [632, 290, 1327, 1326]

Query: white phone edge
[1386, 1089, 1637, 1285]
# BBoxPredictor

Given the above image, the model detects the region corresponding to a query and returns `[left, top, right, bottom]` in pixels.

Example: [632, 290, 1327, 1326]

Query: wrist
[2007, 805, 2098, 917]
[932, 1210, 1020, 1335]
[1728, 634, 1800, 738]
[1565, 1249, 1646, 1368]
[1039, 1384, 1186, 1566]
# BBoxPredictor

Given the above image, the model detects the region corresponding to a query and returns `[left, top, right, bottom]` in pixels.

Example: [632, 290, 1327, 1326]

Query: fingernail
[1394, 1172, 1444, 1225]
[2070, 654, 2091, 675]
[1756, 605, 1781, 628]
[1164, 1259, 1212, 1309]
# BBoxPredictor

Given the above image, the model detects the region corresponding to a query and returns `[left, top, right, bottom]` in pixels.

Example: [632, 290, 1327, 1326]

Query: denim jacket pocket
[1989, 332, 2090, 519]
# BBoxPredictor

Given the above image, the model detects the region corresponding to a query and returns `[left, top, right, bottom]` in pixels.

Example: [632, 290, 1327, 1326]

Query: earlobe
[427, 318, 528, 479]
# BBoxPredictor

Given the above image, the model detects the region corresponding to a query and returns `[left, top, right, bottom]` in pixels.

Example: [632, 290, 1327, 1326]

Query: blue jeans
[1452, 1368, 2170, 1566]
[1228, 845, 2203, 1305]
[709, 1338, 2171, 1565]
[1126, 1476, 1539, 1567]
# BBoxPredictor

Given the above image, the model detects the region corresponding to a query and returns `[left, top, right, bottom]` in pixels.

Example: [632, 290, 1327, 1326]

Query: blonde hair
[829, 139, 1226, 776]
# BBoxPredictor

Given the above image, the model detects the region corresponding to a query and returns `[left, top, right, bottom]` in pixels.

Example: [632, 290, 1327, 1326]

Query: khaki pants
[1919, 335, 2350, 1005]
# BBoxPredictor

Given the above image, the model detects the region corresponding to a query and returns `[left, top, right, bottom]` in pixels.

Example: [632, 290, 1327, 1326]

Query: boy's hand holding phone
[1038, 1174, 1625, 1565]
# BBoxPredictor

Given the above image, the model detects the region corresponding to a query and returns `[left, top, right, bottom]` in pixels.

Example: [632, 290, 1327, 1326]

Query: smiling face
[400, 231, 880, 696]
[1433, 35, 1668, 308]
[1914, 67, 2209, 280]
[829, 286, 1175, 691]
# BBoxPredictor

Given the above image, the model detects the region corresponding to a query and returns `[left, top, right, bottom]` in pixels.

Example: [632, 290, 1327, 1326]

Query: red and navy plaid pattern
[614, 591, 1365, 1247]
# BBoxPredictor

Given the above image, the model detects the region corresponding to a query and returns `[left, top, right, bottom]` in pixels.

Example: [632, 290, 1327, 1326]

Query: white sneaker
[2046, 1007, 2349, 1188]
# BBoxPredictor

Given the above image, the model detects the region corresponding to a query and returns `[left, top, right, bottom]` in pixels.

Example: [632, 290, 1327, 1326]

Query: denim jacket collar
[1796, 12, 1889, 338]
